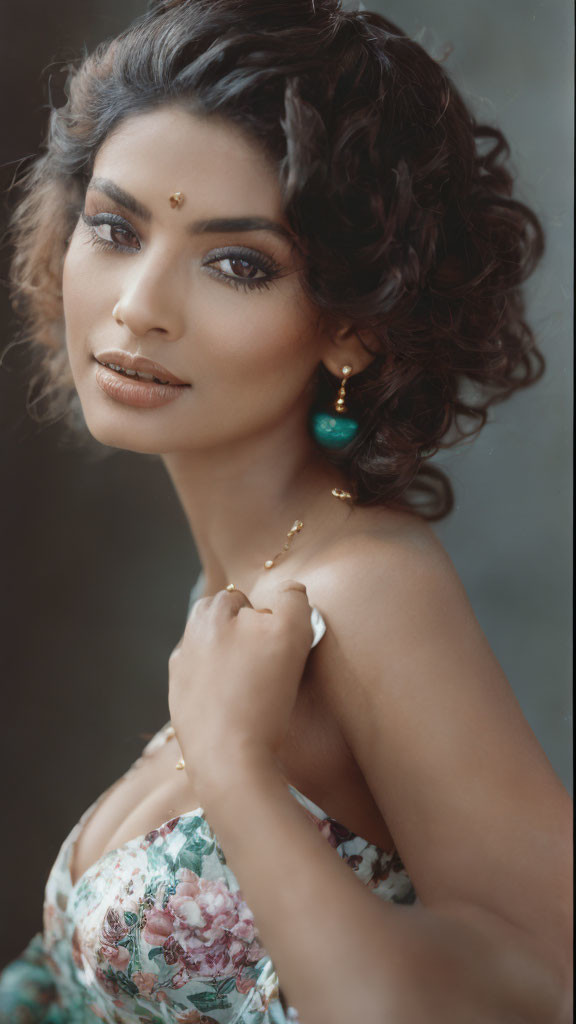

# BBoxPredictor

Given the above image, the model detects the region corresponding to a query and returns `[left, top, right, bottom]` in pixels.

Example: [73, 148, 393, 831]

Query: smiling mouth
[95, 359, 186, 387]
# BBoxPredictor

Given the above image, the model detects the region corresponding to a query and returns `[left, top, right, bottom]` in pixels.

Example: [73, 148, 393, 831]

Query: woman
[0, 0, 571, 1021]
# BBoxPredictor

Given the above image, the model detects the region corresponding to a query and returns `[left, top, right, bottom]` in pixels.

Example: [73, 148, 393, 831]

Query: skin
[62, 103, 377, 596]
[61, 104, 573, 1023]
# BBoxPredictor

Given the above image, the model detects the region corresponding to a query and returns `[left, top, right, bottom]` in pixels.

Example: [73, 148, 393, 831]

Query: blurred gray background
[0, 0, 572, 964]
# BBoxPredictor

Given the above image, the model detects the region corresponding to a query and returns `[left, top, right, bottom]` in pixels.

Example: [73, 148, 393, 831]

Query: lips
[93, 350, 190, 386]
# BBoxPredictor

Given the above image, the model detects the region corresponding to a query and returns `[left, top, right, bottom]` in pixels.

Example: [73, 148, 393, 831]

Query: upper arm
[310, 531, 572, 989]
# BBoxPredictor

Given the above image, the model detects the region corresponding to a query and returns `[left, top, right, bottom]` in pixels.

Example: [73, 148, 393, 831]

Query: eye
[80, 213, 282, 292]
[203, 246, 281, 292]
[210, 256, 267, 282]
[81, 212, 140, 252]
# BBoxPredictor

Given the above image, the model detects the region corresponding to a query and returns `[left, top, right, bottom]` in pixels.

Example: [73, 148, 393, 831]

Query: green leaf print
[124, 910, 139, 927]
[175, 828, 216, 874]
[177, 849, 204, 874]
[104, 967, 139, 998]
[147, 843, 175, 875]
[132, 1005, 165, 1024]
[147, 946, 165, 960]
[131, 943, 143, 976]
[215, 978, 237, 995]
[187, 990, 234, 1012]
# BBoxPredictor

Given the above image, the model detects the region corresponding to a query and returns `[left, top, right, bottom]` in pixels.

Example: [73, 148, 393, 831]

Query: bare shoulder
[304, 503, 464, 623]
[302, 505, 572, 1000]
[301, 503, 482, 725]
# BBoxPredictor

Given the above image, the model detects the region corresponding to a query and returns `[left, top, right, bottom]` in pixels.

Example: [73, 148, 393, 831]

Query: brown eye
[94, 223, 139, 249]
[204, 246, 280, 292]
[215, 257, 266, 280]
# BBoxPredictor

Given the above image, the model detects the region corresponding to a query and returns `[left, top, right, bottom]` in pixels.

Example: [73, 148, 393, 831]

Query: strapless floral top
[0, 579, 417, 1024]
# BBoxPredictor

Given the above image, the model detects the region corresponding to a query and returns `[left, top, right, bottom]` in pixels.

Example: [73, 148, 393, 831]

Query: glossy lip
[94, 363, 189, 408]
[93, 349, 190, 386]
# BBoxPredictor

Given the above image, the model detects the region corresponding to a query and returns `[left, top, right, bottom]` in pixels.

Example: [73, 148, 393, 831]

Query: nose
[111, 252, 186, 340]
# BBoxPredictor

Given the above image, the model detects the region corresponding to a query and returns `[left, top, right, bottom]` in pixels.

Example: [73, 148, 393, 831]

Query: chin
[80, 406, 169, 455]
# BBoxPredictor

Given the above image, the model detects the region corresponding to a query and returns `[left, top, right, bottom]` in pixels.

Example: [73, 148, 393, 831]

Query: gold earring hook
[335, 364, 353, 414]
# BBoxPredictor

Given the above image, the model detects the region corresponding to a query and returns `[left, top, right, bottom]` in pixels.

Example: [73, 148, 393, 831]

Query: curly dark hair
[5, 0, 545, 520]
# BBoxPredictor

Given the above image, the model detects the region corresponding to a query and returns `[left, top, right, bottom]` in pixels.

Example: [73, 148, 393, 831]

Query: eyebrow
[86, 177, 297, 245]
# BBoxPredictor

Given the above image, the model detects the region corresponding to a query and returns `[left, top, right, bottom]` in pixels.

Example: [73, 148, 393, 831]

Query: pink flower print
[367, 850, 394, 889]
[71, 926, 84, 970]
[325, 819, 356, 847]
[180, 939, 231, 978]
[344, 854, 363, 871]
[43, 902, 67, 943]
[232, 903, 258, 945]
[100, 943, 130, 970]
[160, 816, 181, 836]
[235, 973, 256, 994]
[162, 935, 185, 966]
[100, 907, 129, 945]
[174, 867, 202, 897]
[170, 894, 206, 930]
[165, 873, 265, 979]
[95, 966, 120, 995]
[87, 1002, 108, 1020]
[172, 965, 193, 989]
[144, 816, 180, 846]
[300, 807, 355, 848]
[132, 970, 157, 996]
[143, 907, 175, 946]
[190, 880, 241, 942]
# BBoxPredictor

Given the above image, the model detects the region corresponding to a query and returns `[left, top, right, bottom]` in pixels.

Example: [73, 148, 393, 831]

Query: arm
[172, 545, 572, 1024]
[196, 751, 569, 1024]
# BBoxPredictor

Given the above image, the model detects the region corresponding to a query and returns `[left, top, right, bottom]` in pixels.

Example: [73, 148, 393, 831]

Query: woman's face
[62, 104, 325, 455]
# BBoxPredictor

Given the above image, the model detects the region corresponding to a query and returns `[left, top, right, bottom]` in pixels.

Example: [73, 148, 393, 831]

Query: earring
[310, 364, 360, 450]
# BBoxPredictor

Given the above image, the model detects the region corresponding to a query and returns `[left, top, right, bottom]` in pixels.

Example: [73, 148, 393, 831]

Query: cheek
[191, 287, 317, 386]
[62, 238, 99, 340]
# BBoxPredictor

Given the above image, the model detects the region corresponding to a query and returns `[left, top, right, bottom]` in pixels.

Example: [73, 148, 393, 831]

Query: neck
[162, 414, 354, 597]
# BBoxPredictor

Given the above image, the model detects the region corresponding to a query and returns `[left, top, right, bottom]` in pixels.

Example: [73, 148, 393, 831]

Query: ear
[318, 319, 381, 378]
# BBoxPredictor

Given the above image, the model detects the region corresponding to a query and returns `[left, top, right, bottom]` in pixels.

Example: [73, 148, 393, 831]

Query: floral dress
[0, 580, 417, 1024]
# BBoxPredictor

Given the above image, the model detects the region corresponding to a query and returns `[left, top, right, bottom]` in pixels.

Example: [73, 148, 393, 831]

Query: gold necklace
[173, 484, 352, 770]
[225, 485, 353, 585]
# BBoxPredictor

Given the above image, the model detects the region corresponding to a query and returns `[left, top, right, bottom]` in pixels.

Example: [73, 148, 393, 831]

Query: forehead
[92, 104, 284, 218]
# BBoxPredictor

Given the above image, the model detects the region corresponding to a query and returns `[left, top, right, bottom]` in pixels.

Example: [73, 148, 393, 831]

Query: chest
[69, 674, 394, 889]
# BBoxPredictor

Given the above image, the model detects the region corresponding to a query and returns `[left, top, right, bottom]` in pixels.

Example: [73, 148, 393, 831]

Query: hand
[168, 579, 316, 793]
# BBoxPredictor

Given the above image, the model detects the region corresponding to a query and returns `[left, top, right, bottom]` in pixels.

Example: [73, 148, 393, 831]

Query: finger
[270, 578, 313, 632]
[272, 580, 326, 648]
[209, 586, 254, 621]
[275, 579, 310, 599]
[219, 586, 271, 615]
[236, 604, 273, 616]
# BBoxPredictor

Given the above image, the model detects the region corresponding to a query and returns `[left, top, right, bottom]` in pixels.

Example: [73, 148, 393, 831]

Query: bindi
[169, 191, 184, 208]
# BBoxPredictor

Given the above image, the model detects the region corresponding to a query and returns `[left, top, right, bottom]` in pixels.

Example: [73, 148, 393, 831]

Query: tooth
[102, 361, 171, 384]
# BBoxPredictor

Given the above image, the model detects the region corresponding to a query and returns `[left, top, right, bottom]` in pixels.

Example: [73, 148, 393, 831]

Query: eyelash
[80, 212, 280, 292]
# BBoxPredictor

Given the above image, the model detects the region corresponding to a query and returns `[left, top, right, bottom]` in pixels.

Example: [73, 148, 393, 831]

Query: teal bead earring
[310, 364, 360, 450]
